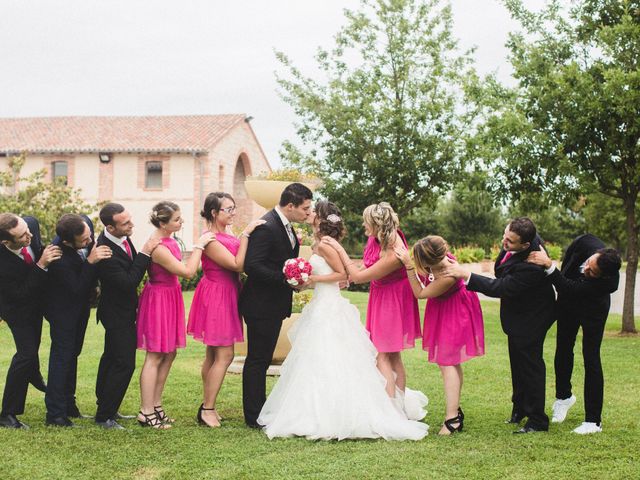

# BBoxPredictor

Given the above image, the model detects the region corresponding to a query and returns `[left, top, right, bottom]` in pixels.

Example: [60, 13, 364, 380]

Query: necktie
[123, 239, 133, 259]
[285, 223, 296, 248]
[500, 251, 512, 265]
[78, 249, 87, 262]
[21, 247, 34, 265]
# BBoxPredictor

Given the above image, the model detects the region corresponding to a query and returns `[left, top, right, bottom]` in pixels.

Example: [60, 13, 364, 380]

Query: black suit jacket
[44, 217, 98, 324]
[552, 234, 618, 319]
[467, 236, 555, 337]
[95, 232, 150, 329]
[0, 216, 47, 324]
[239, 209, 299, 321]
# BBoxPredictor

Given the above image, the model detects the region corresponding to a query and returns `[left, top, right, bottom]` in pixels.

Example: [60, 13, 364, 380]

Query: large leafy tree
[471, 0, 639, 333]
[277, 0, 474, 232]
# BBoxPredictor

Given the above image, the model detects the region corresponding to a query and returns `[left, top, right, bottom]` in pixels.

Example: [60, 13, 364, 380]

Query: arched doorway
[233, 153, 252, 225]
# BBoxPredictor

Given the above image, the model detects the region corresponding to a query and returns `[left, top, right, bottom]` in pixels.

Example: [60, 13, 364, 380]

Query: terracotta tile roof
[0, 115, 247, 154]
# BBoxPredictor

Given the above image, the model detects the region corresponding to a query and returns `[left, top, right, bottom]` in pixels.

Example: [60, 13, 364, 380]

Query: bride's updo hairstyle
[315, 200, 346, 241]
[362, 202, 399, 251]
[412, 235, 448, 274]
[200, 192, 235, 222]
[150, 201, 180, 228]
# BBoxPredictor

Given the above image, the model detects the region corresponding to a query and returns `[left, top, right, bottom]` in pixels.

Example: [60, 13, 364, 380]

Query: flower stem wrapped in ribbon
[283, 257, 313, 286]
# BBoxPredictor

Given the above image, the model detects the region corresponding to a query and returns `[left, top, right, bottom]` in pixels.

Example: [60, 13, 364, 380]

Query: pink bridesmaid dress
[363, 230, 421, 352]
[136, 237, 186, 353]
[422, 253, 485, 365]
[187, 232, 244, 346]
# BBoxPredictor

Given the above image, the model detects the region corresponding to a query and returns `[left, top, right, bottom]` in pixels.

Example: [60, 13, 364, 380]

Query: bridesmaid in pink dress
[323, 202, 422, 408]
[396, 235, 485, 435]
[187, 192, 264, 428]
[136, 201, 214, 428]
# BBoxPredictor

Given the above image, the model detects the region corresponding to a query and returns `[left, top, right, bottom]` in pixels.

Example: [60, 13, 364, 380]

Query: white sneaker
[572, 422, 602, 434]
[551, 395, 576, 423]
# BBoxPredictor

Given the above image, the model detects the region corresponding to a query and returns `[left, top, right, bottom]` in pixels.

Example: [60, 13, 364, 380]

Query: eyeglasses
[220, 206, 237, 214]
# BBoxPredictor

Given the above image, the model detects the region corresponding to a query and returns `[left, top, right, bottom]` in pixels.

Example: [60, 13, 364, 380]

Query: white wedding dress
[258, 254, 429, 441]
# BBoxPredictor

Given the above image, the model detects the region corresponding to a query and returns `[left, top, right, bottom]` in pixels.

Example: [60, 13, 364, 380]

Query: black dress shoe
[0, 414, 29, 429]
[246, 422, 262, 429]
[30, 376, 47, 393]
[513, 426, 544, 434]
[114, 412, 136, 420]
[46, 416, 74, 427]
[95, 418, 125, 430]
[505, 412, 526, 424]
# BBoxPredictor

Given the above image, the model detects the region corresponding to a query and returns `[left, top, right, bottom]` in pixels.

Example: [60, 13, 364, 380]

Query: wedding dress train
[258, 254, 428, 440]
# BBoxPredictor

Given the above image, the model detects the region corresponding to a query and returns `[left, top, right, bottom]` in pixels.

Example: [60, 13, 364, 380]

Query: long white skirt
[257, 288, 428, 441]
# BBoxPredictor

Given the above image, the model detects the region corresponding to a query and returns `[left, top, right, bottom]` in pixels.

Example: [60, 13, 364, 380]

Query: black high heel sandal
[443, 413, 464, 434]
[154, 405, 175, 424]
[137, 410, 170, 429]
[196, 404, 220, 427]
[458, 406, 465, 422]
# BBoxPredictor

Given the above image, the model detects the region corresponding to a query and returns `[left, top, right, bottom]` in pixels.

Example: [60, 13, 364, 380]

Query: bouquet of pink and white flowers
[283, 257, 313, 286]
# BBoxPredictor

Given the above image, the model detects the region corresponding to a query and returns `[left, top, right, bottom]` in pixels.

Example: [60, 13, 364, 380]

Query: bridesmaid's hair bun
[201, 192, 235, 222]
[412, 235, 448, 274]
[362, 202, 399, 250]
[315, 200, 346, 241]
[150, 201, 180, 228]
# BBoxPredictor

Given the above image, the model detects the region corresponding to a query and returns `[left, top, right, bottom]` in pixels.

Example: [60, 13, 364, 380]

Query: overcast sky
[0, 0, 543, 167]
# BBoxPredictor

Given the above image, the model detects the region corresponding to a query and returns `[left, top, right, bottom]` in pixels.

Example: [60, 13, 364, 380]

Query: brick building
[0, 115, 270, 248]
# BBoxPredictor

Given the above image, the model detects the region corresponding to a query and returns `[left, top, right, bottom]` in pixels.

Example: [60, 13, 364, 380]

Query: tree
[471, 0, 639, 332]
[508, 193, 586, 248]
[0, 154, 101, 242]
[440, 172, 505, 252]
[277, 0, 475, 229]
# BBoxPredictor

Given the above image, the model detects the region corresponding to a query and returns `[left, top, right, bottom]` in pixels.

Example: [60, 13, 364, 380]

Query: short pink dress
[187, 232, 244, 346]
[364, 231, 421, 353]
[422, 253, 485, 366]
[136, 237, 186, 353]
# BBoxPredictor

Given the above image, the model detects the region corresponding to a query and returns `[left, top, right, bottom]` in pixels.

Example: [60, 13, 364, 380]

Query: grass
[0, 292, 638, 480]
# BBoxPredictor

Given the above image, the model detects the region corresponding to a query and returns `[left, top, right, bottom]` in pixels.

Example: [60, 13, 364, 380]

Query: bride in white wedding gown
[257, 200, 428, 441]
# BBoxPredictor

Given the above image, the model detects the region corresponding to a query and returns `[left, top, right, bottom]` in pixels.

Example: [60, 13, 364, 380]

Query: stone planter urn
[243, 179, 319, 210]
[234, 313, 300, 365]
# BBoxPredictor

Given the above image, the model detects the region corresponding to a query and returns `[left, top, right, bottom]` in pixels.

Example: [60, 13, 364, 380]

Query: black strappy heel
[154, 405, 175, 424]
[196, 404, 220, 427]
[443, 413, 464, 434]
[137, 410, 170, 429]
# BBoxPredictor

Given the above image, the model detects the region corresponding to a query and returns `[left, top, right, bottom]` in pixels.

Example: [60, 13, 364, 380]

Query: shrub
[250, 168, 320, 184]
[292, 291, 313, 313]
[545, 243, 562, 261]
[452, 245, 485, 263]
[180, 268, 203, 291]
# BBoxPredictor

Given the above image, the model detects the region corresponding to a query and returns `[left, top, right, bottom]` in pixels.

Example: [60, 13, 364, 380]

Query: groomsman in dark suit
[94, 203, 159, 429]
[0, 213, 61, 429]
[527, 234, 621, 434]
[239, 183, 313, 427]
[43, 214, 112, 427]
[444, 217, 555, 433]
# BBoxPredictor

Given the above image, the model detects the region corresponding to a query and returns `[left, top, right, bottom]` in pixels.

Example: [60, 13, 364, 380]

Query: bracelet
[192, 245, 205, 251]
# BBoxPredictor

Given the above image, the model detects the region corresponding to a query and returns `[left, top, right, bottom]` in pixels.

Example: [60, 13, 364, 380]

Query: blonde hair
[363, 202, 399, 251]
[412, 235, 449, 274]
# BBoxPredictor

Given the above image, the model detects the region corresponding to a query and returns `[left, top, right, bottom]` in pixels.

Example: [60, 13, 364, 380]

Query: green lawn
[0, 293, 638, 479]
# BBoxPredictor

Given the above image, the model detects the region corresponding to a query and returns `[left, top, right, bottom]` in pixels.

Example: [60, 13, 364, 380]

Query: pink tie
[500, 251, 512, 265]
[21, 247, 34, 265]
[123, 239, 133, 259]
